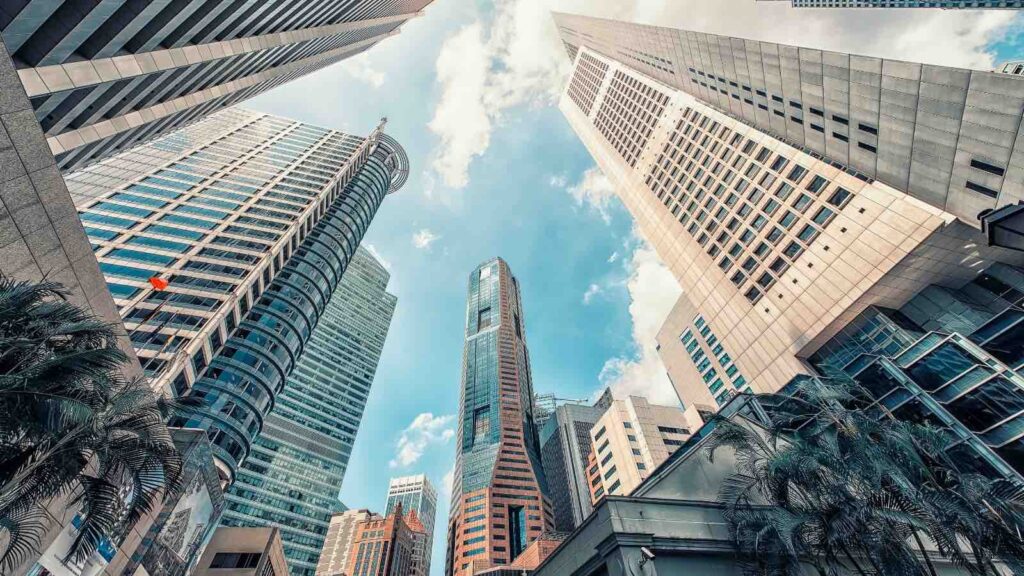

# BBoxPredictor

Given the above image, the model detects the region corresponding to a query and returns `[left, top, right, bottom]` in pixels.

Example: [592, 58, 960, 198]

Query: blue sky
[245, 1, 1024, 573]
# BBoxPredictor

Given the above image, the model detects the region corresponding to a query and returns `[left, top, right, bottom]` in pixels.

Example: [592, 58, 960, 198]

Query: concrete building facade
[554, 12, 1024, 226]
[587, 397, 702, 502]
[221, 246, 397, 576]
[315, 509, 373, 576]
[0, 0, 434, 171]
[445, 258, 554, 576]
[556, 15, 1024, 410]
[193, 526, 289, 576]
[385, 474, 438, 576]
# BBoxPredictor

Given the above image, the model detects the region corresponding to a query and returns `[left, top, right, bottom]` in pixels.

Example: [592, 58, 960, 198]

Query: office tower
[385, 475, 438, 576]
[538, 389, 613, 531]
[555, 13, 1024, 227]
[556, 14, 1023, 410]
[346, 506, 422, 576]
[193, 527, 289, 576]
[0, 0, 434, 172]
[64, 107, 409, 479]
[587, 396, 702, 501]
[759, 0, 1024, 7]
[316, 509, 373, 576]
[220, 246, 397, 576]
[445, 258, 554, 576]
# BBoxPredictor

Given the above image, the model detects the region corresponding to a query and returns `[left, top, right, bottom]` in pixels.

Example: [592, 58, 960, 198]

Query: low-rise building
[193, 527, 288, 576]
[315, 509, 373, 576]
[588, 396, 703, 502]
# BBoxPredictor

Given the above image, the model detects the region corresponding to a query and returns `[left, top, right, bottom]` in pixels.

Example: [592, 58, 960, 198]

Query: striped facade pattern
[0, 0, 432, 171]
[445, 259, 554, 576]
[553, 12, 1024, 226]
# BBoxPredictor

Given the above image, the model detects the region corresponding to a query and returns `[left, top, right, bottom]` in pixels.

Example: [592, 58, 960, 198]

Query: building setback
[221, 246, 397, 576]
[0, 0, 434, 171]
[555, 14, 1024, 410]
[316, 509, 374, 576]
[385, 475, 438, 576]
[445, 258, 554, 576]
[537, 390, 612, 531]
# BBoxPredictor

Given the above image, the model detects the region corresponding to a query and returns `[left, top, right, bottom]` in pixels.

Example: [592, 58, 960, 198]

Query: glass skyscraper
[445, 258, 553, 576]
[0, 0, 434, 171]
[220, 245, 397, 576]
[555, 13, 1024, 412]
[64, 107, 409, 481]
[385, 475, 438, 576]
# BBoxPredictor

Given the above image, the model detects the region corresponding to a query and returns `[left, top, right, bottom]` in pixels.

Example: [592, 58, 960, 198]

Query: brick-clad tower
[445, 258, 553, 575]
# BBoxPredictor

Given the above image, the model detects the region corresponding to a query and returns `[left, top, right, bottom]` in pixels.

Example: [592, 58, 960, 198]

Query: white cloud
[548, 174, 569, 188]
[607, 252, 619, 264]
[582, 283, 602, 305]
[428, 23, 492, 189]
[428, 0, 1015, 190]
[412, 228, 441, 250]
[390, 413, 456, 469]
[597, 233, 683, 406]
[338, 58, 385, 88]
[565, 166, 616, 224]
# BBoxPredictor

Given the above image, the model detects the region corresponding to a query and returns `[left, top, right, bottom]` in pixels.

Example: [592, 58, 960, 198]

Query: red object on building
[148, 277, 169, 291]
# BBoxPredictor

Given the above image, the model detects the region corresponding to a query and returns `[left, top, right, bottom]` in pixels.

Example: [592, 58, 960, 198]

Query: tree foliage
[0, 276, 187, 572]
[705, 378, 1024, 576]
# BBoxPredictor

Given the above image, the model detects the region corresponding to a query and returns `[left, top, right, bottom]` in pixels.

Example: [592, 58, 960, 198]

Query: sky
[244, 1, 1024, 573]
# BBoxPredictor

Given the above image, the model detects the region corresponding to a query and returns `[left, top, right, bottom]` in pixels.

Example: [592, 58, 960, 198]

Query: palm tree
[0, 275, 187, 572]
[705, 377, 1024, 576]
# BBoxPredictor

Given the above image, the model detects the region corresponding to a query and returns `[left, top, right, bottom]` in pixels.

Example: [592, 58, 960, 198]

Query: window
[478, 307, 492, 330]
[858, 123, 878, 135]
[970, 159, 1005, 177]
[966, 181, 998, 199]
[806, 175, 828, 194]
[832, 114, 849, 125]
[210, 553, 261, 569]
[828, 187, 851, 207]
[858, 142, 877, 153]
[832, 132, 849, 143]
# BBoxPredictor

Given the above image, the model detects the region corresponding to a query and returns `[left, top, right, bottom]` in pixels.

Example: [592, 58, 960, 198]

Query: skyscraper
[537, 390, 612, 531]
[445, 258, 553, 576]
[0, 0, 433, 172]
[220, 245, 397, 576]
[759, 0, 1024, 7]
[64, 107, 408, 480]
[555, 13, 1024, 227]
[555, 13, 1023, 410]
[385, 475, 438, 576]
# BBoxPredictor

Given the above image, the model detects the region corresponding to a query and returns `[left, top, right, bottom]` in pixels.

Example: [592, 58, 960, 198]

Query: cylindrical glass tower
[172, 133, 408, 481]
